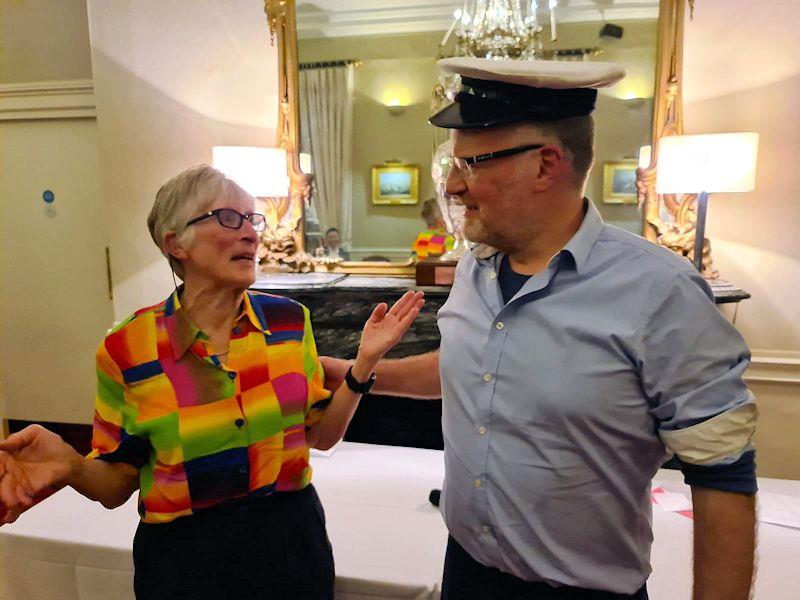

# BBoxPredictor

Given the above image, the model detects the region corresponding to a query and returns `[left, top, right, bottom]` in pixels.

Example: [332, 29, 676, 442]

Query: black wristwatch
[345, 366, 376, 394]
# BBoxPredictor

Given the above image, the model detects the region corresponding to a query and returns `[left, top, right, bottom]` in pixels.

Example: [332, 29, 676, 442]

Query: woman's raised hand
[356, 290, 425, 366]
[0, 425, 81, 524]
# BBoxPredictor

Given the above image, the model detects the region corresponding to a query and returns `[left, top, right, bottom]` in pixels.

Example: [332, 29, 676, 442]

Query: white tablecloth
[1, 442, 799, 599]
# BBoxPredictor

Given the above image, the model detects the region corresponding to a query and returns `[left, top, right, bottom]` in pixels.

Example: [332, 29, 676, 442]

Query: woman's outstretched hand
[356, 290, 425, 367]
[0, 425, 80, 524]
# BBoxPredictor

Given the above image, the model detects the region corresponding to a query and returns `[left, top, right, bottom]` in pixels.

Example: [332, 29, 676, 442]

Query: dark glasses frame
[185, 208, 267, 232]
[449, 143, 545, 176]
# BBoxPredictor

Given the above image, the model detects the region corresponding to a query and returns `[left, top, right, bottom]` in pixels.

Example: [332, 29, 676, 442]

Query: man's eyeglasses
[185, 208, 267, 232]
[447, 143, 544, 178]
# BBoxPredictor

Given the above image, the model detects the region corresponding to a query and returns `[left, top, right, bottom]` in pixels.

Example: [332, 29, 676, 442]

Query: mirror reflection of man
[322, 227, 350, 260]
[323, 58, 757, 600]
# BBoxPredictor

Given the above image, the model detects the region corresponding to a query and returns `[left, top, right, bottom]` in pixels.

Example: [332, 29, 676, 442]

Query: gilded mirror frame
[264, 0, 693, 277]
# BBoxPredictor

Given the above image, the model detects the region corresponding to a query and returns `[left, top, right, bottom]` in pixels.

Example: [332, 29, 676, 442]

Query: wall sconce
[623, 97, 646, 110]
[656, 132, 759, 272]
[385, 101, 407, 116]
[299, 152, 313, 175]
[638, 145, 652, 169]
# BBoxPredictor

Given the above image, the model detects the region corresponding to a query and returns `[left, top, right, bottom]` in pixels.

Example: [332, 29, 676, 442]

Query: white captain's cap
[430, 57, 626, 129]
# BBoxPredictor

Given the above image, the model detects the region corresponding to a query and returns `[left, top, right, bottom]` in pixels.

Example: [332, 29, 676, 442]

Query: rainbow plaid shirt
[411, 229, 455, 259]
[87, 290, 332, 524]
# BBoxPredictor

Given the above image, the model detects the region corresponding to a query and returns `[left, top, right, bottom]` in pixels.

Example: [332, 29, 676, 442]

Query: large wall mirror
[266, 0, 689, 275]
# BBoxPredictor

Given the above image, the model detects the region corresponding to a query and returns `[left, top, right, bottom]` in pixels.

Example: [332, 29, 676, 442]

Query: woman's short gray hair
[147, 165, 252, 278]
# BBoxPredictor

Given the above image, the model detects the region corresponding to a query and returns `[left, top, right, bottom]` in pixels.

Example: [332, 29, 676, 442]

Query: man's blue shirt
[437, 201, 756, 593]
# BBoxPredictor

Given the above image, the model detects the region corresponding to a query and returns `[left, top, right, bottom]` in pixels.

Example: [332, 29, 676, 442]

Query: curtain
[299, 65, 354, 245]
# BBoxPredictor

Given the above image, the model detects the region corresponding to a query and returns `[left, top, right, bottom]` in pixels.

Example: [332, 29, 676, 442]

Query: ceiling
[297, 0, 660, 38]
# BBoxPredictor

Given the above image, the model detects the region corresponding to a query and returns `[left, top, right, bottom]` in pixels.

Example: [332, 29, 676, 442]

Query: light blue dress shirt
[437, 201, 755, 594]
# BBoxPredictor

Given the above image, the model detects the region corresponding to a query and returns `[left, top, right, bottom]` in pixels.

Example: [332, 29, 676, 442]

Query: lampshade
[212, 146, 289, 197]
[656, 133, 759, 194]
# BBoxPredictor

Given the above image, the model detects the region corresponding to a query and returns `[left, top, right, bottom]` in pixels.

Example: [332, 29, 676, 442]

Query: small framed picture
[371, 163, 419, 205]
[602, 161, 638, 204]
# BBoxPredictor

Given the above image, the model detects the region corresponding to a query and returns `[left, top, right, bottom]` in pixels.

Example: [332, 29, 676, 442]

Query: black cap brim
[429, 96, 540, 129]
[429, 77, 598, 129]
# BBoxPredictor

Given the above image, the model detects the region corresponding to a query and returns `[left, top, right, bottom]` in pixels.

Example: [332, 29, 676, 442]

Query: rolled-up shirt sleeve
[300, 305, 333, 430]
[86, 338, 150, 468]
[638, 269, 757, 494]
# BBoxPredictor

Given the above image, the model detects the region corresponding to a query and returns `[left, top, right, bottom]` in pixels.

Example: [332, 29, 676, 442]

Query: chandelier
[432, 0, 602, 118]
[446, 0, 553, 60]
[440, 1, 598, 61]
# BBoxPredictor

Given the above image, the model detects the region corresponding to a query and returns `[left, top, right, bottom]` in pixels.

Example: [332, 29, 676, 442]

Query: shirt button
[238, 465, 248, 474]
[489, 272, 497, 280]
[228, 372, 237, 380]
[474, 479, 482, 488]
[495, 322, 504, 330]
[232, 326, 242, 335]
[235, 418, 245, 428]
[478, 426, 487, 435]
[481, 525, 491, 533]
[483, 373, 493, 382]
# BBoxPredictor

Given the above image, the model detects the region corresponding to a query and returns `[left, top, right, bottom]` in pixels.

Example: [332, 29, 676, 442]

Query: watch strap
[345, 366, 376, 394]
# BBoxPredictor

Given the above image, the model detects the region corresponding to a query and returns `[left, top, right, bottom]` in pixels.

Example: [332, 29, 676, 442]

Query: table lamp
[212, 146, 289, 198]
[655, 132, 759, 272]
[212, 146, 291, 233]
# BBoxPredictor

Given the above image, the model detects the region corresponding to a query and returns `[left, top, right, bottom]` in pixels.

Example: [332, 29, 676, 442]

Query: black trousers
[442, 536, 648, 600]
[133, 485, 334, 600]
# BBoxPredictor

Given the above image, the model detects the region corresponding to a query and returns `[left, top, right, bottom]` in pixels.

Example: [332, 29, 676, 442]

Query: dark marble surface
[250, 272, 750, 450]
[252, 276, 450, 450]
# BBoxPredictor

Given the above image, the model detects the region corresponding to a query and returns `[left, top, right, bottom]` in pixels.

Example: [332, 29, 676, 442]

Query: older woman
[0, 165, 424, 599]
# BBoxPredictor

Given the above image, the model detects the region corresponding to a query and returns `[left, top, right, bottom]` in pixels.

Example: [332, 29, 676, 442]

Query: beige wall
[0, 0, 113, 424]
[682, 2, 800, 478]
[86, 0, 280, 318]
[0, 119, 112, 423]
[300, 21, 657, 257]
[0, 0, 93, 83]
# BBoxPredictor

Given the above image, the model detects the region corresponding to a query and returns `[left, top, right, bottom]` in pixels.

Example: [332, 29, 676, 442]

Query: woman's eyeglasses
[447, 143, 544, 178]
[185, 208, 267, 232]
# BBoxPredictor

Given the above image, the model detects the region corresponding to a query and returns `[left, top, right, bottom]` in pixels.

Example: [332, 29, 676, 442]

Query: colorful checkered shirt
[411, 229, 455, 259]
[87, 290, 332, 524]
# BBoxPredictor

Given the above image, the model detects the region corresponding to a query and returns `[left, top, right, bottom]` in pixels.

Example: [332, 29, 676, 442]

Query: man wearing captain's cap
[324, 58, 757, 600]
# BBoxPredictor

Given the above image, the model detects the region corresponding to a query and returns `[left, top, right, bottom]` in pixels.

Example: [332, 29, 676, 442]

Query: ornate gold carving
[637, 0, 716, 277]
[262, 0, 312, 272]
[264, 0, 287, 43]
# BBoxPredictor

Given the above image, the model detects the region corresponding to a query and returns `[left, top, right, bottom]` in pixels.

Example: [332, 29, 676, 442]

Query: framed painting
[603, 161, 638, 204]
[371, 163, 419, 205]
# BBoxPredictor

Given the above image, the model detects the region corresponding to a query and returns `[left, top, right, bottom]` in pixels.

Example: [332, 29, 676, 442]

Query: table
[1, 442, 799, 599]
[0, 443, 447, 600]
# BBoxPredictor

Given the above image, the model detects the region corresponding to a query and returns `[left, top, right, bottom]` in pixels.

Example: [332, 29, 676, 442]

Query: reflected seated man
[322, 227, 351, 260]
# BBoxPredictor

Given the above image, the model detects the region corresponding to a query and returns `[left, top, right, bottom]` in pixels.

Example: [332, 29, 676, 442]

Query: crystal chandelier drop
[441, 0, 561, 61]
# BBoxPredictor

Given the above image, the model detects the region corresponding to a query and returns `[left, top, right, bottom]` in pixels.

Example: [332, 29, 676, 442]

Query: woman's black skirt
[132, 484, 334, 600]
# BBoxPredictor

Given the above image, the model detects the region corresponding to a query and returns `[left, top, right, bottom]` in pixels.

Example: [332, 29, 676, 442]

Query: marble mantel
[251, 273, 450, 449]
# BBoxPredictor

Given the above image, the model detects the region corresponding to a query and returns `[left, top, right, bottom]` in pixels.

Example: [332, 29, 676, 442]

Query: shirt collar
[165, 289, 270, 360]
[559, 199, 604, 275]
[471, 199, 604, 275]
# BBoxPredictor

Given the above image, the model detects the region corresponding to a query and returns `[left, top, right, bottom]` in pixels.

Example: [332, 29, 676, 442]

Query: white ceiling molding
[0, 80, 96, 121]
[297, 0, 660, 39]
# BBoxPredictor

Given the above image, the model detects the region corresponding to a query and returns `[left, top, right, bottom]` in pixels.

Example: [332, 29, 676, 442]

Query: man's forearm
[691, 486, 756, 600]
[373, 351, 441, 399]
